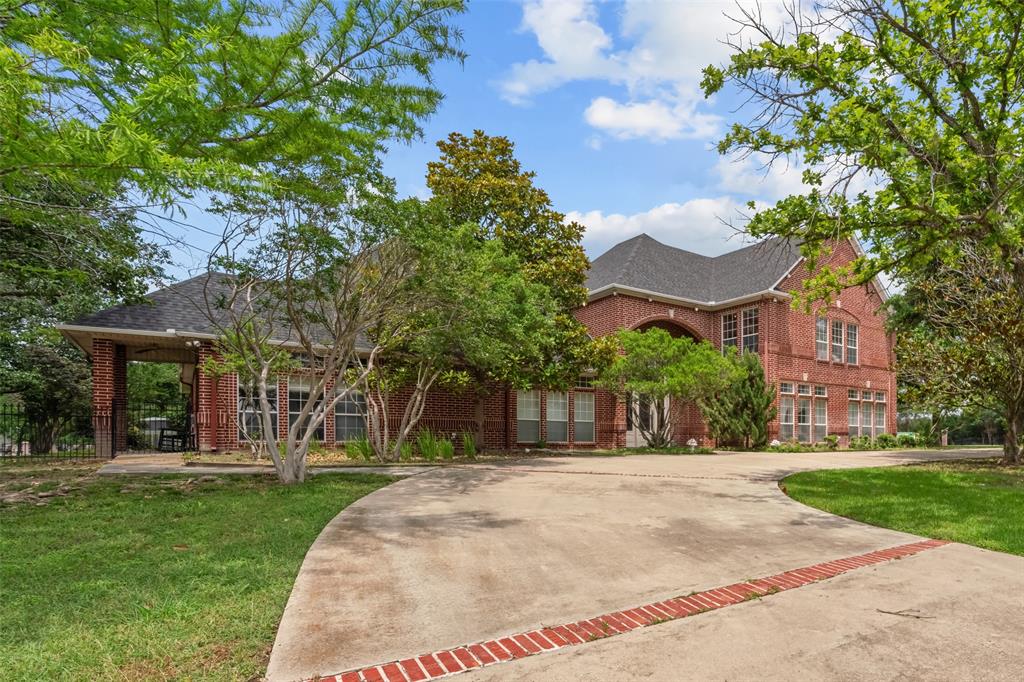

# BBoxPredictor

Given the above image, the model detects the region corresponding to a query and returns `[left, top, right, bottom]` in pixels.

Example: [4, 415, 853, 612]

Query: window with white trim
[780, 397, 795, 441]
[574, 391, 595, 442]
[780, 382, 794, 394]
[814, 400, 827, 442]
[797, 397, 812, 443]
[288, 376, 324, 441]
[238, 380, 278, 441]
[722, 313, 738, 351]
[831, 320, 844, 362]
[846, 323, 859, 364]
[546, 391, 568, 442]
[516, 390, 540, 443]
[798, 384, 811, 396]
[576, 376, 594, 389]
[814, 385, 827, 397]
[816, 317, 828, 360]
[848, 388, 886, 438]
[742, 307, 759, 353]
[334, 384, 366, 442]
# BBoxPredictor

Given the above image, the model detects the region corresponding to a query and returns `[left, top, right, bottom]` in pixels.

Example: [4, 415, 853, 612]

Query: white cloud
[501, 0, 794, 142]
[584, 96, 719, 141]
[569, 196, 768, 257]
[714, 153, 809, 201]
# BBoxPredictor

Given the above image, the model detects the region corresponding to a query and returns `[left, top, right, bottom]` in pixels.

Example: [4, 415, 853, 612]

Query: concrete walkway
[266, 448, 1022, 681]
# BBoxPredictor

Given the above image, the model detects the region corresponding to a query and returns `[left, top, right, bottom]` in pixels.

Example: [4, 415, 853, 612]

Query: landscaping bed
[782, 458, 1024, 556]
[0, 461, 392, 680]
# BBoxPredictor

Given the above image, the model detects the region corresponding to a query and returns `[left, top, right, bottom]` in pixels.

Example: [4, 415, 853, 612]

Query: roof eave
[585, 284, 791, 310]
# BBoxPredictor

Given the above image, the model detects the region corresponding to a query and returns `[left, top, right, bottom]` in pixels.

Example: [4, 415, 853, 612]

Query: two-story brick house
[59, 234, 895, 455]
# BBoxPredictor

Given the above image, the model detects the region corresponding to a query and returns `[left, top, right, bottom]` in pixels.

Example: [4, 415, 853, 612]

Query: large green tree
[892, 246, 1023, 463]
[2, 0, 466, 209]
[702, 1, 1024, 301]
[425, 130, 609, 390]
[701, 351, 777, 450]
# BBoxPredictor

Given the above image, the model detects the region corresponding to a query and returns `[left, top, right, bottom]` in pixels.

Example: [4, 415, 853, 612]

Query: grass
[0, 462, 392, 680]
[783, 458, 1024, 556]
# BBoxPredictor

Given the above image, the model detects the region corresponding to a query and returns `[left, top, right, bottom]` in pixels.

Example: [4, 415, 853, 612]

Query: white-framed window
[816, 317, 828, 360]
[798, 384, 811, 396]
[546, 391, 568, 442]
[238, 380, 278, 441]
[742, 307, 759, 353]
[797, 397, 812, 443]
[846, 323, 859, 364]
[848, 389, 859, 399]
[780, 382, 794, 394]
[875, 401, 886, 434]
[875, 391, 886, 403]
[288, 376, 324, 440]
[576, 376, 595, 389]
[574, 391, 595, 442]
[814, 399, 827, 442]
[780, 396, 795, 441]
[814, 385, 827, 397]
[722, 312, 738, 350]
[516, 390, 540, 443]
[861, 400, 873, 435]
[831, 320, 844, 362]
[848, 400, 860, 437]
[334, 384, 366, 442]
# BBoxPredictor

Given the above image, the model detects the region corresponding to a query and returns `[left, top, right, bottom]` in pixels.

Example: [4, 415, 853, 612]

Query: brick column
[91, 339, 126, 457]
[196, 342, 217, 451]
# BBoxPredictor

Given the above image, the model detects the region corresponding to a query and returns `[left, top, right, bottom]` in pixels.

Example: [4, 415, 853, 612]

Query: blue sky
[167, 1, 812, 280]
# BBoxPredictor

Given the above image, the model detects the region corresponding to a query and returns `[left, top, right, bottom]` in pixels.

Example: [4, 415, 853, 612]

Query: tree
[203, 191, 418, 484]
[127, 363, 184, 409]
[361, 209, 563, 461]
[892, 245, 1023, 463]
[702, 351, 777, 449]
[598, 329, 739, 449]
[702, 1, 1024, 304]
[2, 0, 466, 211]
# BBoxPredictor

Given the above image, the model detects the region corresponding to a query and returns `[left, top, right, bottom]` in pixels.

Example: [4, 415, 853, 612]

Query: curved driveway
[266, 449, 1022, 681]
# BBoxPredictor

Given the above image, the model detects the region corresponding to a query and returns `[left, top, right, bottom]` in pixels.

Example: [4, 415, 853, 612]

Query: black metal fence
[0, 403, 100, 460]
[112, 398, 194, 454]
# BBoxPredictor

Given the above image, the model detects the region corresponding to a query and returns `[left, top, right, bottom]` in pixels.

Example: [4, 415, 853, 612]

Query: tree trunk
[1003, 407, 1022, 465]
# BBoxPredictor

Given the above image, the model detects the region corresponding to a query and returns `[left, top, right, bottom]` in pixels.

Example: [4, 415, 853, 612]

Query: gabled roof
[585, 234, 803, 305]
[68, 272, 232, 336]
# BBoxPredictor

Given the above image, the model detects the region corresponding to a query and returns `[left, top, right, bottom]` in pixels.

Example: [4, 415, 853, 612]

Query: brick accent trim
[311, 540, 948, 682]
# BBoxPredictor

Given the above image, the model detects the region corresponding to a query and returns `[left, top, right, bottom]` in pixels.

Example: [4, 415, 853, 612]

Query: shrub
[461, 433, 477, 459]
[875, 433, 898, 448]
[823, 434, 839, 451]
[849, 435, 874, 450]
[346, 436, 374, 462]
[897, 433, 918, 448]
[417, 430, 439, 461]
[769, 439, 814, 453]
[437, 437, 455, 460]
[399, 441, 414, 462]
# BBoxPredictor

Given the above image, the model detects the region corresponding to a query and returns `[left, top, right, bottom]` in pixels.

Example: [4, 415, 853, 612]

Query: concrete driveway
[266, 449, 1024, 681]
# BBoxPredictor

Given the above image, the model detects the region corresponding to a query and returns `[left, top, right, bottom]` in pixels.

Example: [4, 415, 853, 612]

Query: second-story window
[816, 317, 828, 360]
[722, 313, 738, 350]
[742, 307, 759, 353]
[831, 320, 844, 362]
[846, 323, 859, 364]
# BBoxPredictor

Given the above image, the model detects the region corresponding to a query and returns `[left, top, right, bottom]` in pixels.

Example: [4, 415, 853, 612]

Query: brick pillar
[91, 339, 126, 457]
[92, 339, 114, 457]
[196, 342, 217, 451]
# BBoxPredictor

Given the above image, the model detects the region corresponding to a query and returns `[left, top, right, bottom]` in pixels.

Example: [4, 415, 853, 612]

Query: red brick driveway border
[311, 539, 949, 682]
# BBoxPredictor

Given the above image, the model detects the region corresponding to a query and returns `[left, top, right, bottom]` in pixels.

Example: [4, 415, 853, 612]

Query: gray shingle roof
[70, 272, 232, 335]
[585, 234, 803, 304]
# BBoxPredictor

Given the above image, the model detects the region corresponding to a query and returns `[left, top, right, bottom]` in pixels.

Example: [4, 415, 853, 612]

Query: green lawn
[783, 458, 1024, 556]
[0, 463, 392, 680]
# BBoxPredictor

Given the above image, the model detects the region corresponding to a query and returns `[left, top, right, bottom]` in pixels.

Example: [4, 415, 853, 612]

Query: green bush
[897, 433, 918, 448]
[417, 430, 439, 461]
[461, 433, 476, 459]
[875, 433, 898, 448]
[824, 434, 839, 451]
[769, 440, 816, 453]
[437, 437, 455, 460]
[346, 436, 374, 462]
[399, 441, 413, 462]
[849, 435, 874, 450]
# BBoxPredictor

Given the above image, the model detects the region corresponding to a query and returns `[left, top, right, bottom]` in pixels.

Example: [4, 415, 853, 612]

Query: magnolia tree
[361, 203, 561, 461]
[202, 193, 417, 484]
[598, 329, 739, 449]
[893, 246, 1024, 463]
